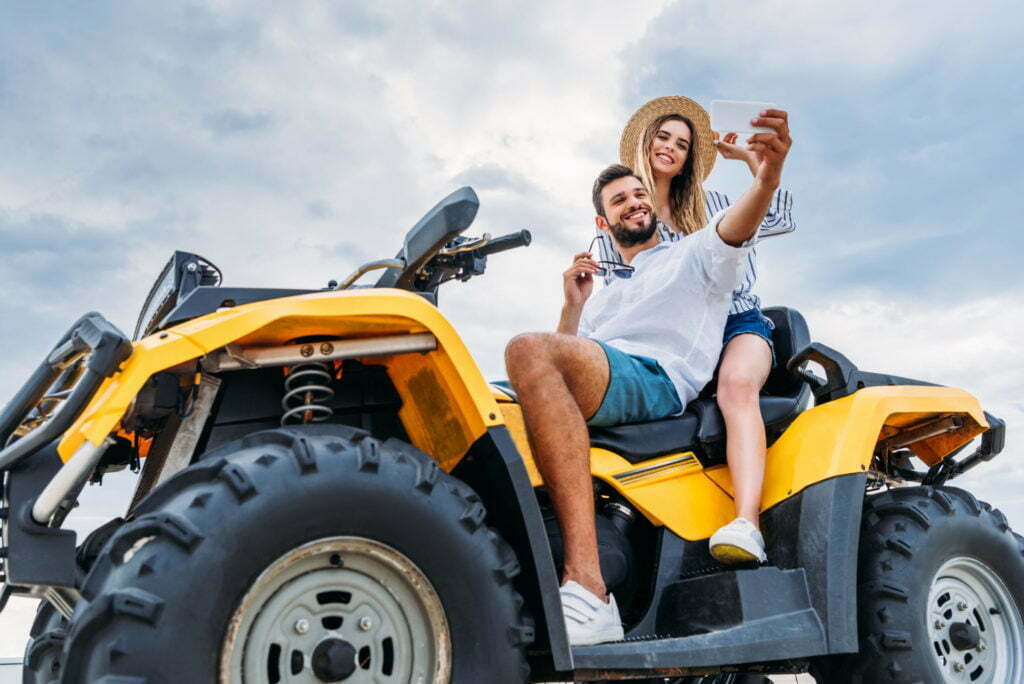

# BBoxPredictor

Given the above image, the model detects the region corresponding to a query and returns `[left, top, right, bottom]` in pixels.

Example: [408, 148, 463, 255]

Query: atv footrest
[573, 567, 827, 670]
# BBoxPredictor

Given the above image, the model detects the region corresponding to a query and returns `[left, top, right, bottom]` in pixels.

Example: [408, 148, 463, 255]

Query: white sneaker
[559, 580, 625, 646]
[709, 517, 767, 565]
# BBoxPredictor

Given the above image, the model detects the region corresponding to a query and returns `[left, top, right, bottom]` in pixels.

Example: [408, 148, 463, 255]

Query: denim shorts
[723, 308, 775, 364]
[587, 341, 682, 427]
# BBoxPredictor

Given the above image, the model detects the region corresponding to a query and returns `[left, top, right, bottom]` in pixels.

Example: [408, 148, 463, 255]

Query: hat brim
[619, 96, 717, 181]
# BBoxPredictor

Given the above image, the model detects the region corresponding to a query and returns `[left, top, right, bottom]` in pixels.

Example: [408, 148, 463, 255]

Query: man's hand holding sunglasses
[558, 252, 601, 334]
[564, 251, 600, 307]
[559, 237, 638, 335]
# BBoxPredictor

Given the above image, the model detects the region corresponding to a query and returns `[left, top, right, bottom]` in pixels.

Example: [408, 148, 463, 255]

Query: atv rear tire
[811, 485, 1024, 683]
[23, 601, 66, 684]
[59, 426, 534, 683]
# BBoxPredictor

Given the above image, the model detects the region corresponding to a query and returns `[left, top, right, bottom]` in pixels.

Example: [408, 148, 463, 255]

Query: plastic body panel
[502, 385, 987, 542]
[568, 474, 863, 675]
[57, 289, 502, 469]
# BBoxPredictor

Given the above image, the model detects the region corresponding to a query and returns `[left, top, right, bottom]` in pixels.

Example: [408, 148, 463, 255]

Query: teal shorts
[587, 341, 683, 427]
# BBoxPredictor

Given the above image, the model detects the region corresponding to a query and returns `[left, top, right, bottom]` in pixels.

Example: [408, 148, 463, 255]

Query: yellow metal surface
[496, 385, 989, 541]
[545, 385, 987, 541]
[497, 403, 543, 485]
[58, 289, 502, 462]
[588, 449, 736, 540]
[491, 386, 515, 403]
[758, 386, 987, 508]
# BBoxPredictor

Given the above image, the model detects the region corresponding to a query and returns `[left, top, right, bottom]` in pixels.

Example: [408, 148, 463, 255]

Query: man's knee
[505, 333, 554, 378]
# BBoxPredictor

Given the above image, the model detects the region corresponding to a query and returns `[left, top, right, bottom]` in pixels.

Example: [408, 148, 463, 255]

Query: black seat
[588, 307, 811, 465]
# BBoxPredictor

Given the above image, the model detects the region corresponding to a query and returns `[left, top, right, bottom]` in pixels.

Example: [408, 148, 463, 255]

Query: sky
[1, 0, 1023, 658]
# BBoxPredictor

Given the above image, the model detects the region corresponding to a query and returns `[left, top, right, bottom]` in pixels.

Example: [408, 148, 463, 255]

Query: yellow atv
[1, 187, 1019, 683]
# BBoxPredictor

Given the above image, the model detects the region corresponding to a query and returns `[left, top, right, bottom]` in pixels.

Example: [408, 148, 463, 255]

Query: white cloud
[628, 0, 1020, 82]
[791, 292, 1024, 526]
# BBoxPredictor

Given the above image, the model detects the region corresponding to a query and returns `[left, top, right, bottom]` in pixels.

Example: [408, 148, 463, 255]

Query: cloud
[791, 291, 1024, 527]
[203, 108, 274, 137]
[623, 0, 1024, 304]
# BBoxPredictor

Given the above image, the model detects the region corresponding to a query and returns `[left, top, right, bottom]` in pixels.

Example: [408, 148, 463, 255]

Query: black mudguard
[453, 426, 572, 672]
[2, 441, 79, 590]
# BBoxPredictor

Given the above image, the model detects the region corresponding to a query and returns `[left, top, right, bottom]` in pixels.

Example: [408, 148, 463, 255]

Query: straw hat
[619, 96, 717, 180]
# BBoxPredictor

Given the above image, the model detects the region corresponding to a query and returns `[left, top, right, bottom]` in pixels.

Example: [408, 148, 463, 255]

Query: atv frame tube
[0, 312, 130, 470]
[31, 437, 113, 525]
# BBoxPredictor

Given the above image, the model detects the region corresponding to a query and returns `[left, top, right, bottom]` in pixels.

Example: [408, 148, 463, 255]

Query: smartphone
[710, 100, 778, 135]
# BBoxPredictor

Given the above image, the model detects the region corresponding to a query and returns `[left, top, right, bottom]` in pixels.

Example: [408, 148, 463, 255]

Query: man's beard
[610, 213, 657, 247]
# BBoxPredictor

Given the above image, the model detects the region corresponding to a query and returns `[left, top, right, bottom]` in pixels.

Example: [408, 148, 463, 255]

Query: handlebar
[476, 230, 532, 257]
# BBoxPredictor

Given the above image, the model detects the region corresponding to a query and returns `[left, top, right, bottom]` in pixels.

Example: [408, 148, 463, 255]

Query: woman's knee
[716, 365, 762, 409]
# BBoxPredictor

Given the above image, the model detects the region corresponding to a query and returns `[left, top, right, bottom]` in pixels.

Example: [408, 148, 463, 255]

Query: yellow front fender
[59, 289, 502, 471]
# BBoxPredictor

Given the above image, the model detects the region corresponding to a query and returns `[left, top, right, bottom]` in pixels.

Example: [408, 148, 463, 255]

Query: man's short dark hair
[592, 164, 639, 217]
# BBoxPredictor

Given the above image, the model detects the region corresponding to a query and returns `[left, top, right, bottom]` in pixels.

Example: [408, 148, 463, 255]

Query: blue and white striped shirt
[595, 188, 795, 315]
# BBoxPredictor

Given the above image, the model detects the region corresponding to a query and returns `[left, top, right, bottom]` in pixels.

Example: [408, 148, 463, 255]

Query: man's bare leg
[505, 332, 609, 599]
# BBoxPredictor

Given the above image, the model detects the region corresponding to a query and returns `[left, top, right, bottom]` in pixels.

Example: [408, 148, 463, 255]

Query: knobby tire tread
[811, 485, 1024, 683]
[59, 426, 533, 683]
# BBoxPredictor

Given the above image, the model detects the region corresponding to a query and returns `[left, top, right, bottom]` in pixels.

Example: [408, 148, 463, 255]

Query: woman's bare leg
[716, 334, 773, 527]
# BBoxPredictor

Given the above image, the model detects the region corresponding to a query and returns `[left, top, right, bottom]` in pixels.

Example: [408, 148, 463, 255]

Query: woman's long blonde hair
[634, 114, 706, 235]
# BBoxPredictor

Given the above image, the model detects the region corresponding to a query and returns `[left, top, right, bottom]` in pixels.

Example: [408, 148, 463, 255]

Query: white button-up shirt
[578, 209, 755, 408]
[594, 188, 795, 315]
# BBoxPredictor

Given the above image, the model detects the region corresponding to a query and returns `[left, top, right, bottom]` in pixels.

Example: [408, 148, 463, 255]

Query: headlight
[133, 252, 222, 340]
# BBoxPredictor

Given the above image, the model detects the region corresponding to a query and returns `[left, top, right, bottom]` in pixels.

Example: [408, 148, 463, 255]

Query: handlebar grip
[476, 230, 532, 257]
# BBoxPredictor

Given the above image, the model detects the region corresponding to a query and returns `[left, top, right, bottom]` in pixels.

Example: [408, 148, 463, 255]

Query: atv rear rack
[786, 341, 936, 404]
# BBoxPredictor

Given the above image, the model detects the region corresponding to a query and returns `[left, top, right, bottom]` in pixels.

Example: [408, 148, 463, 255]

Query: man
[504, 111, 791, 645]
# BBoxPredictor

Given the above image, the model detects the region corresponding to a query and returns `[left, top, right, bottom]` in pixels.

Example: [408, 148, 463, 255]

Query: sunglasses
[588, 236, 635, 279]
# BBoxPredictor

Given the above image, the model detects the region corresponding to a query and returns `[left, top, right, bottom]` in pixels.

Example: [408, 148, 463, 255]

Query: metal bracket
[203, 333, 438, 372]
[156, 374, 222, 488]
[129, 374, 222, 512]
[222, 344, 258, 370]
[877, 415, 963, 454]
[44, 585, 80, 620]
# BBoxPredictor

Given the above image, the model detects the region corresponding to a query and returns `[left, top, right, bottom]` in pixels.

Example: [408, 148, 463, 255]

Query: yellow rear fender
[59, 289, 502, 471]
[756, 385, 988, 505]
[500, 386, 990, 542]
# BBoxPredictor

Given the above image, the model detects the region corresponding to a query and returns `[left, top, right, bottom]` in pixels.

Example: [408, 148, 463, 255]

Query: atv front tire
[23, 601, 66, 684]
[60, 427, 533, 683]
[813, 485, 1024, 683]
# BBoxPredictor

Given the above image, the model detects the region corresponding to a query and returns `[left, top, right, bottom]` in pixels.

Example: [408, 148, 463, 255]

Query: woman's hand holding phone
[745, 108, 792, 189]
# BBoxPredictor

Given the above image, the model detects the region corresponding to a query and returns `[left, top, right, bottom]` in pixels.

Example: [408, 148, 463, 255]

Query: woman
[597, 96, 795, 565]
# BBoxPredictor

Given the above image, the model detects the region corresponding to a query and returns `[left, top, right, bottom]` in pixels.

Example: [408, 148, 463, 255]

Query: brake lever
[439, 233, 492, 256]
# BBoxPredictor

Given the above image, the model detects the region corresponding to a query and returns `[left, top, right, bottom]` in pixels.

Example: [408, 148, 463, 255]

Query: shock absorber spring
[281, 362, 335, 425]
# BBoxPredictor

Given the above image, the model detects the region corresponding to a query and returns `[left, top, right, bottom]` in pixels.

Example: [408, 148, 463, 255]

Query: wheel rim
[220, 537, 451, 683]
[926, 556, 1024, 683]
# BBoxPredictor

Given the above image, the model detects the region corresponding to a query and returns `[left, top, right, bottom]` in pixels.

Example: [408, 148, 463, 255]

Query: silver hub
[926, 556, 1024, 683]
[220, 537, 451, 683]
